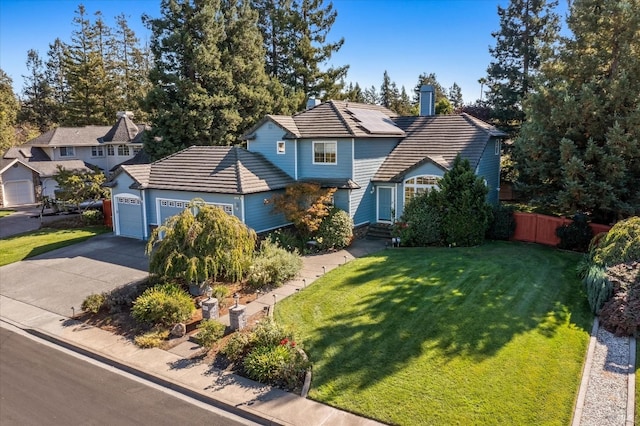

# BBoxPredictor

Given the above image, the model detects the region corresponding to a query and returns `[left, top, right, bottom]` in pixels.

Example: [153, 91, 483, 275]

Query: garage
[115, 194, 144, 239]
[3, 180, 36, 206]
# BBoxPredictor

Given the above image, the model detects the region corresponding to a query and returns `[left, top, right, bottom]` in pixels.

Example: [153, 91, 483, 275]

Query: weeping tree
[146, 199, 257, 285]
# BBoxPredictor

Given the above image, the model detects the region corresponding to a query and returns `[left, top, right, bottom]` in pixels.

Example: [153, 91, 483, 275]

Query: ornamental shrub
[591, 217, 640, 266]
[131, 283, 195, 326]
[250, 318, 292, 348]
[583, 265, 613, 314]
[221, 331, 252, 362]
[396, 189, 443, 246]
[134, 329, 170, 348]
[556, 213, 593, 252]
[81, 293, 106, 314]
[194, 319, 226, 348]
[243, 343, 307, 390]
[81, 209, 103, 225]
[247, 240, 302, 289]
[486, 204, 516, 240]
[438, 156, 491, 246]
[316, 208, 353, 250]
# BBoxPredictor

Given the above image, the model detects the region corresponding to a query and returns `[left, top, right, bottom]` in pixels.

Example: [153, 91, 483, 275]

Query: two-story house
[0, 112, 148, 207]
[106, 86, 505, 240]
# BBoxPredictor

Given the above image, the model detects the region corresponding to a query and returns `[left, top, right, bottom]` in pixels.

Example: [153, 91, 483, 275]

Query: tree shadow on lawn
[303, 242, 592, 392]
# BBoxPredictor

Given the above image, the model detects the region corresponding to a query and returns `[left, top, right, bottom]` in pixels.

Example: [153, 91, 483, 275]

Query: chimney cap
[306, 97, 321, 110]
[117, 111, 134, 119]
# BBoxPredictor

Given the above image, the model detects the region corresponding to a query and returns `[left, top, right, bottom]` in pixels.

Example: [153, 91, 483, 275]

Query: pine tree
[19, 50, 57, 132]
[515, 0, 640, 221]
[485, 0, 559, 131]
[0, 69, 18, 154]
[379, 70, 396, 109]
[363, 85, 378, 105]
[448, 83, 464, 110]
[143, 0, 284, 160]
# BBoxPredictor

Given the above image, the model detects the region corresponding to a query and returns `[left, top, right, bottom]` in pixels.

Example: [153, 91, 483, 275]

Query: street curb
[0, 317, 279, 426]
[627, 336, 636, 426]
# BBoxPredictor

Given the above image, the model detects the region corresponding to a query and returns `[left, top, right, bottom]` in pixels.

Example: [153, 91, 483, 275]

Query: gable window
[107, 145, 115, 156]
[404, 175, 440, 206]
[91, 146, 104, 157]
[277, 141, 285, 154]
[117, 145, 130, 156]
[313, 141, 337, 164]
[59, 146, 75, 157]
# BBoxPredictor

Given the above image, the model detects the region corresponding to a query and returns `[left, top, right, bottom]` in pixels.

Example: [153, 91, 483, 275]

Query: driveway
[0, 204, 76, 239]
[0, 234, 148, 317]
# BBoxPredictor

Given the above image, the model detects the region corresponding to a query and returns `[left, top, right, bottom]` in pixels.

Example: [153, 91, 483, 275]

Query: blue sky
[0, 0, 568, 104]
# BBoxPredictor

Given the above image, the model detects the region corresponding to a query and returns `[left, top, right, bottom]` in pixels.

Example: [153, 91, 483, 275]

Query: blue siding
[332, 189, 350, 213]
[352, 138, 398, 224]
[475, 138, 501, 205]
[247, 122, 296, 178]
[297, 138, 352, 179]
[244, 191, 289, 233]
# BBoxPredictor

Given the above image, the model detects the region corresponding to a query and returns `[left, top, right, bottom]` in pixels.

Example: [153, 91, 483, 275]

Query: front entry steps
[366, 223, 393, 240]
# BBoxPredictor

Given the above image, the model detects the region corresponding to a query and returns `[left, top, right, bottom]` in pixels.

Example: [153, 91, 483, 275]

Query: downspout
[110, 188, 118, 236]
[294, 139, 298, 180]
[240, 195, 246, 223]
[141, 189, 148, 240]
[350, 138, 355, 218]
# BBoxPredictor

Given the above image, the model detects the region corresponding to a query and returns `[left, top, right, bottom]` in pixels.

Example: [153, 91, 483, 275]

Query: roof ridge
[328, 100, 357, 137]
[232, 146, 244, 194]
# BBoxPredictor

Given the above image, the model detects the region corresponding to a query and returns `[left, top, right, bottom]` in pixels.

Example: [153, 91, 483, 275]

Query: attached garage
[115, 194, 144, 239]
[3, 180, 36, 206]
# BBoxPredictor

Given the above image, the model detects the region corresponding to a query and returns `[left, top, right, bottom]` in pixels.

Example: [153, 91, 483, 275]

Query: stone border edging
[296, 346, 312, 398]
[572, 316, 599, 426]
[627, 336, 636, 426]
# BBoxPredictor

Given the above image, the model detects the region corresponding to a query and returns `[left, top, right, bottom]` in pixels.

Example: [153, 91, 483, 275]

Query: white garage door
[116, 195, 144, 239]
[3, 180, 35, 206]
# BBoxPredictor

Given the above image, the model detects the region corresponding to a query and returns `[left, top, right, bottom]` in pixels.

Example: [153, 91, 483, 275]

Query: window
[91, 146, 104, 157]
[133, 146, 142, 155]
[313, 141, 337, 164]
[495, 140, 501, 155]
[107, 145, 115, 156]
[404, 175, 440, 205]
[117, 145, 130, 156]
[277, 141, 285, 154]
[59, 146, 75, 157]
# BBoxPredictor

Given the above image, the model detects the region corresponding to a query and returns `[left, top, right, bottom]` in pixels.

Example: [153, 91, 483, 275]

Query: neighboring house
[107, 86, 506, 240]
[0, 112, 148, 207]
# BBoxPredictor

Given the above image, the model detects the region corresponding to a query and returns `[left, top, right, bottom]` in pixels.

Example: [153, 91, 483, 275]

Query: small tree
[438, 156, 492, 246]
[53, 165, 107, 211]
[271, 183, 336, 239]
[146, 199, 256, 284]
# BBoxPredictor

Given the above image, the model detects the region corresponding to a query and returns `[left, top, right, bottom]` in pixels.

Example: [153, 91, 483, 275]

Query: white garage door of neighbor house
[3, 180, 35, 206]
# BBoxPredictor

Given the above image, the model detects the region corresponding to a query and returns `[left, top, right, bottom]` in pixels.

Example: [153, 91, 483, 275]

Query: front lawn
[275, 241, 591, 425]
[0, 226, 110, 266]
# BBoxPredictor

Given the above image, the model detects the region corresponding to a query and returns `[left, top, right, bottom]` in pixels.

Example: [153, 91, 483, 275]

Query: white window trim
[107, 145, 115, 156]
[156, 197, 234, 227]
[117, 144, 130, 156]
[277, 141, 285, 154]
[495, 139, 501, 155]
[91, 146, 105, 158]
[312, 141, 337, 165]
[404, 175, 440, 205]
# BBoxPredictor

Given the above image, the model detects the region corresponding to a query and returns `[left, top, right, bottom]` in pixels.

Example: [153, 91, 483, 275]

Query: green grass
[0, 226, 110, 266]
[275, 241, 592, 425]
[0, 210, 15, 218]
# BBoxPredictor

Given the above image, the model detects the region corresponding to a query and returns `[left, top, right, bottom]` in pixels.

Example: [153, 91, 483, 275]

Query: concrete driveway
[0, 204, 78, 239]
[0, 234, 149, 317]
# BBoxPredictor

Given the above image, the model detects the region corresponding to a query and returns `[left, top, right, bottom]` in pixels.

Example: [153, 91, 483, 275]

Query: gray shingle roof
[3, 146, 51, 161]
[118, 146, 294, 194]
[100, 115, 144, 143]
[25, 126, 112, 147]
[30, 160, 90, 177]
[243, 101, 402, 140]
[374, 113, 507, 182]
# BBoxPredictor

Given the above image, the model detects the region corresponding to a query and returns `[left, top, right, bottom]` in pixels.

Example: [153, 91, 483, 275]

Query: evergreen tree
[19, 50, 56, 132]
[515, 0, 640, 222]
[485, 0, 559, 131]
[45, 38, 69, 125]
[143, 0, 283, 160]
[0, 69, 18, 154]
[287, 0, 348, 103]
[379, 70, 396, 109]
[393, 86, 413, 115]
[363, 85, 379, 105]
[342, 82, 364, 103]
[64, 5, 109, 125]
[448, 82, 464, 109]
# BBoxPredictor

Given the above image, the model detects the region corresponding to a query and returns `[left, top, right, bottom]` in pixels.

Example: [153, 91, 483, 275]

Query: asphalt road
[0, 326, 259, 426]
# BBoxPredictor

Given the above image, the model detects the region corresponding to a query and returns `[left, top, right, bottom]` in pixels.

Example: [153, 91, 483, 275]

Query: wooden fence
[511, 212, 611, 246]
[103, 199, 113, 228]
